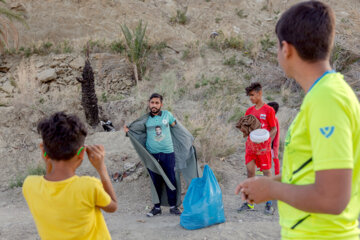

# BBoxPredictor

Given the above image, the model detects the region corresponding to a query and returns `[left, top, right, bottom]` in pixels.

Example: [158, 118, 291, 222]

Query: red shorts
[245, 151, 272, 171]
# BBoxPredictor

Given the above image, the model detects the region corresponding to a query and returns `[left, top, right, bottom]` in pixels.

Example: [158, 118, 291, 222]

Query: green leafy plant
[10, 165, 46, 188]
[170, 8, 188, 25]
[207, 34, 244, 52]
[110, 40, 125, 53]
[223, 55, 237, 67]
[121, 20, 148, 85]
[260, 34, 276, 52]
[215, 17, 222, 23]
[101, 92, 108, 103]
[62, 40, 73, 53]
[331, 43, 360, 72]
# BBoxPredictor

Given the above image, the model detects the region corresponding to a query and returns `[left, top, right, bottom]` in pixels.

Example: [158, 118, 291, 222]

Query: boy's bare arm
[269, 126, 277, 140]
[235, 169, 352, 214]
[86, 145, 118, 213]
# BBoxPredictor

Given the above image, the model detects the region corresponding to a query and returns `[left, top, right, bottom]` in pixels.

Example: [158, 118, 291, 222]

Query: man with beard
[124, 93, 181, 217]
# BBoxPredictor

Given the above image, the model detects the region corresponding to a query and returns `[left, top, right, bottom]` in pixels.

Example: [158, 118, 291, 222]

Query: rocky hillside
[0, 0, 359, 189]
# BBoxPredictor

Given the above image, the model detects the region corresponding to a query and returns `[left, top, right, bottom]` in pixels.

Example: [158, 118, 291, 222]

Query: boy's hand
[123, 125, 129, 133]
[86, 145, 106, 172]
[235, 176, 274, 204]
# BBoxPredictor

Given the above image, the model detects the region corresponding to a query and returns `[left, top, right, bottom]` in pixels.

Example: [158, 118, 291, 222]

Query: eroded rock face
[37, 69, 57, 83]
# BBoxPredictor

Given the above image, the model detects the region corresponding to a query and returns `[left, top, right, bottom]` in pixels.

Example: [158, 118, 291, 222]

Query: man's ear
[281, 40, 292, 59]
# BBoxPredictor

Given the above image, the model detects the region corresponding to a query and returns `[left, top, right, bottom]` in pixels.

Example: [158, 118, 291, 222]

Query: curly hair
[37, 112, 87, 160]
[245, 82, 262, 96]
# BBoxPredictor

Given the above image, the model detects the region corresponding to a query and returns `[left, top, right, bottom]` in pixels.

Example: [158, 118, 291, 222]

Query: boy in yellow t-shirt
[23, 112, 117, 240]
[235, 1, 360, 239]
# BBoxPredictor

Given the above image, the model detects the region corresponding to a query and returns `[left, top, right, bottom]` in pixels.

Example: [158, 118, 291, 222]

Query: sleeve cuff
[314, 159, 353, 171]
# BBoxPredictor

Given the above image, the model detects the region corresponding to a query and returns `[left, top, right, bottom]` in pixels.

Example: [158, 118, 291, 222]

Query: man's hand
[123, 125, 129, 133]
[235, 176, 274, 204]
[86, 145, 106, 172]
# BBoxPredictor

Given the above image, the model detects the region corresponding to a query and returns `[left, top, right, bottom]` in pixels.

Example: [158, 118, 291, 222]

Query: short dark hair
[275, 1, 335, 62]
[155, 126, 161, 129]
[149, 93, 163, 102]
[246, 82, 262, 96]
[268, 102, 279, 114]
[37, 112, 87, 160]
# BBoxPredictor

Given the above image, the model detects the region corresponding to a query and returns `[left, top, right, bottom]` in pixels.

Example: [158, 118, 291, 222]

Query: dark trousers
[148, 152, 177, 208]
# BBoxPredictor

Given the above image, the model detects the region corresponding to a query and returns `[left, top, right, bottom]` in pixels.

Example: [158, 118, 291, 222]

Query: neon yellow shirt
[23, 175, 112, 240]
[279, 72, 360, 240]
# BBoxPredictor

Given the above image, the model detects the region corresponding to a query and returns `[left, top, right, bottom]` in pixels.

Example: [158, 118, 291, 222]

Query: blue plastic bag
[180, 165, 225, 230]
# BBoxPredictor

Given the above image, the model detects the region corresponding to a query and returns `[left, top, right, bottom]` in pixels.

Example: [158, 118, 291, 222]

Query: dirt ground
[0, 0, 359, 239]
[0, 148, 281, 240]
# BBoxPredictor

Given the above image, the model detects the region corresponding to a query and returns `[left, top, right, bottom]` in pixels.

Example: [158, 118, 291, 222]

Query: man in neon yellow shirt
[235, 1, 360, 239]
[23, 112, 118, 240]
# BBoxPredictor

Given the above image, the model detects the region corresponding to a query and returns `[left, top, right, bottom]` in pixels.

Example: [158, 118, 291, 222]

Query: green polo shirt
[279, 72, 360, 239]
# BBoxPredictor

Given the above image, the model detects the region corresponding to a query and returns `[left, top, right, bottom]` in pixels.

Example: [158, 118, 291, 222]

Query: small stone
[1, 81, 14, 93]
[55, 68, 66, 74]
[69, 56, 85, 70]
[50, 61, 60, 68]
[40, 84, 49, 94]
[239, 56, 253, 67]
[0, 66, 10, 73]
[53, 54, 69, 61]
[124, 80, 133, 86]
[124, 162, 136, 172]
[37, 69, 57, 83]
[36, 62, 45, 68]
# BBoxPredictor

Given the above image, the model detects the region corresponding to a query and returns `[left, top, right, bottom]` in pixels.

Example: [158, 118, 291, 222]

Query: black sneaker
[264, 202, 274, 215]
[237, 202, 255, 212]
[169, 207, 182, 215]
[146, 207, 162, 217]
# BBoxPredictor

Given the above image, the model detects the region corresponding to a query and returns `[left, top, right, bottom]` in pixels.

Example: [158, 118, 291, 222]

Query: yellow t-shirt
[23, 175, 112, 240]
[279, 72, 360, 240]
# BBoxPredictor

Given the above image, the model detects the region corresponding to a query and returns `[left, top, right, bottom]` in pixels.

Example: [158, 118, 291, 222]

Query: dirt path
[0, 150, 281, 240]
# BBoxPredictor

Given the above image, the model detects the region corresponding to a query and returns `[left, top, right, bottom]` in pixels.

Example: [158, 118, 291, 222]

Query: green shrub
[121, 20, 148, 84]
[228, 108, 246, 123]
[110, 40, 125, 53]
[223, 55, 237, 67]
[260, 34, 276, 52]
[170, 8, 188, 25]
[62, 40, 73, 53]
[207, 35, 244, 52]
[10, 165, 46, 188]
